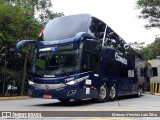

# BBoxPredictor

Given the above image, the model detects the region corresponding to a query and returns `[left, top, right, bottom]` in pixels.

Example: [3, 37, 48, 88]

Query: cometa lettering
[115, 52, 127, 65]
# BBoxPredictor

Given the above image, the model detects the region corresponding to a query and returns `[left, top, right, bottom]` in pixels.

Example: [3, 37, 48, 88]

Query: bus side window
[82, 51, 98, 71]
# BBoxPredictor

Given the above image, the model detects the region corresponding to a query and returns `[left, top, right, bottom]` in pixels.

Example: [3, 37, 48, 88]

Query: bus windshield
[32, 44, 81, 76]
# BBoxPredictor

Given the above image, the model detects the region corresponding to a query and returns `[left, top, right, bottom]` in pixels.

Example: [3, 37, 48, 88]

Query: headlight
[66, 80, 76, 85]
[65, 76, 90, 85]
[28, 80, 34, 85]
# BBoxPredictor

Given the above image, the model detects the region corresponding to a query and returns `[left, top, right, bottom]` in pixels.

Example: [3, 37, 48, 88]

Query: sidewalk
[152, 93, 160, 96]
[145, 92, 160, 96]
[0, 96, 30, 100]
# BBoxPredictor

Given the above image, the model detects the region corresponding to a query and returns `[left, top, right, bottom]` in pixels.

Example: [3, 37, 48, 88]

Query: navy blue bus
[16, 14, 147, 103]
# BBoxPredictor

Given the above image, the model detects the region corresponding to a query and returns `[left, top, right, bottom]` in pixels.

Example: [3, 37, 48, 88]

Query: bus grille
[33, 83, 66, 90]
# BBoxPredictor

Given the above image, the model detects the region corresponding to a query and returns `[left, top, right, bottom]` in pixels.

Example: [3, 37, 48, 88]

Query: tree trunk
[20, 52, 28, 96]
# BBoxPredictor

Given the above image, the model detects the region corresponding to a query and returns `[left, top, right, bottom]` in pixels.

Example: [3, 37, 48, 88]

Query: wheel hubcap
[110, 86, 116, 99]
[99, 85, 106, 100]
[138, 88, 142, 96]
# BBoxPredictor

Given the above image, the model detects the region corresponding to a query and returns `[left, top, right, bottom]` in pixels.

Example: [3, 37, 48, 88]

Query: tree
[136, 0, 160, 29]
[139, 37, 160, 60]
[0, 0, 64, 96]
[0, 0, 42, 96]
[128, 41, 145, 52]
[129, 38, 160, 60]
[7, 0, 64, 24]
[0, 1, 42, 45]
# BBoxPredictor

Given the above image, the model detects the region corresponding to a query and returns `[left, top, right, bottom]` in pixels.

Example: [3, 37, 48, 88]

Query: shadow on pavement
[33, 99, 95, 107]
[32, 94, 143, 107]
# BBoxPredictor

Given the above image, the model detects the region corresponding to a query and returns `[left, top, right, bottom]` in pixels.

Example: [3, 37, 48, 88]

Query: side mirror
[16, 40, 36, 53]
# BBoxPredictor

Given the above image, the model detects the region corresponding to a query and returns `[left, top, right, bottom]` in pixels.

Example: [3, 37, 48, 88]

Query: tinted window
[119, 64, 128, 77]
[152, 67, 158, 76]
[105, 60, 119, 77]
[32, 45, 81, 76]
[82, 51, 98, 71]
[103, 26, 127, 54]
[88, 17, 106, 39]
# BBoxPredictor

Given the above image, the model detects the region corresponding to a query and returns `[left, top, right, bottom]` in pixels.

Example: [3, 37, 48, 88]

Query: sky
[51, 0, 159, 46]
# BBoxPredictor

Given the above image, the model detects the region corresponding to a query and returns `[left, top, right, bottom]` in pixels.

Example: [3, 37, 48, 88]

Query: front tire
[93, 82, 109, 103]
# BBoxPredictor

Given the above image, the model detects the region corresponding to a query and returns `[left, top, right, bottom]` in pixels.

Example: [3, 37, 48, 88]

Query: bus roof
[38, 14, 92, 41]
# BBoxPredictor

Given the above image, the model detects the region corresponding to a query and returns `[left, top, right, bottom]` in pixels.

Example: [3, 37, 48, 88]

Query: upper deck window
[88, 17, 106, 39]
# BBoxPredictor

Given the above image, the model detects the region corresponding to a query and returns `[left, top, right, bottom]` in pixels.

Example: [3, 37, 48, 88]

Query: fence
[150, 83, 160, 93]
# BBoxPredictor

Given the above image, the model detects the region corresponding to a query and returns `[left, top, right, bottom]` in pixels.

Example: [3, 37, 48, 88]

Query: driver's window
[82, 51, 98, 71]
[35, 59, 46, 70]
[83, 52, 92, 70]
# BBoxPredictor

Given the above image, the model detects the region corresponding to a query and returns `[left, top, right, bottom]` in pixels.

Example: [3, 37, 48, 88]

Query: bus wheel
[109, 85, 118, 101]
[93, 82, 109, 103]
[58, 99, 70, 103]
[137, 87, 142, 98]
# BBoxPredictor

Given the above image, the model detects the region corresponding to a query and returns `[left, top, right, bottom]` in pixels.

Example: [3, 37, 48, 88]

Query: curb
[152, 93, 160, 96]
[0, 96, 30, 100]
[144, 92, 160, 96]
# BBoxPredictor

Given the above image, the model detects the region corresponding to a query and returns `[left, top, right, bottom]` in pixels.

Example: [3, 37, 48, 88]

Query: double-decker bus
[16, 14, 147, 103]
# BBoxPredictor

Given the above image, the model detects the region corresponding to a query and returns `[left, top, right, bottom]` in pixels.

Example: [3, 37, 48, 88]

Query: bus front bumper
[28, 83, 98, 100]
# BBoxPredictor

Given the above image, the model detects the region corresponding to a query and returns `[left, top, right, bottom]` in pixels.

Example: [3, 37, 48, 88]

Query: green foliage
[136, 0, 160, 60]
[139, 37, 160, 60]
[0, 0, 63, 96]
[0, 1, 42, 45]
[136, 0, 160, 29]
[7, 0, 64, 25]
[128, 39, 160, 61]
[128, 41, 145, 52]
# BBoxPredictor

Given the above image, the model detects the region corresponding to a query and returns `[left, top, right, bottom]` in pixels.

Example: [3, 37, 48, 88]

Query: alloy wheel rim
[99, 85, 107, 100]
[110, 86, 116, 99]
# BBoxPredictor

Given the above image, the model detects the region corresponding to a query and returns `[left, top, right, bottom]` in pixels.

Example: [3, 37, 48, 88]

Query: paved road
[0, 93, 160, 111]
[0, 93, 160, 120]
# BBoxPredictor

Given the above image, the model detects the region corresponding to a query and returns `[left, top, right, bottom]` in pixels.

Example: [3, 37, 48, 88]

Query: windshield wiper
[60, 65, 70, 76]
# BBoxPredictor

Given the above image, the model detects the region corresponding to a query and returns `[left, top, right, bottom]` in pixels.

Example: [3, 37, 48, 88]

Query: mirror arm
[16, 40, 36, 53]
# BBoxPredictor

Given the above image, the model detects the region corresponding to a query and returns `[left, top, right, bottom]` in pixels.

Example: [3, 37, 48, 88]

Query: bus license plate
[43, 94, 52, 99]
